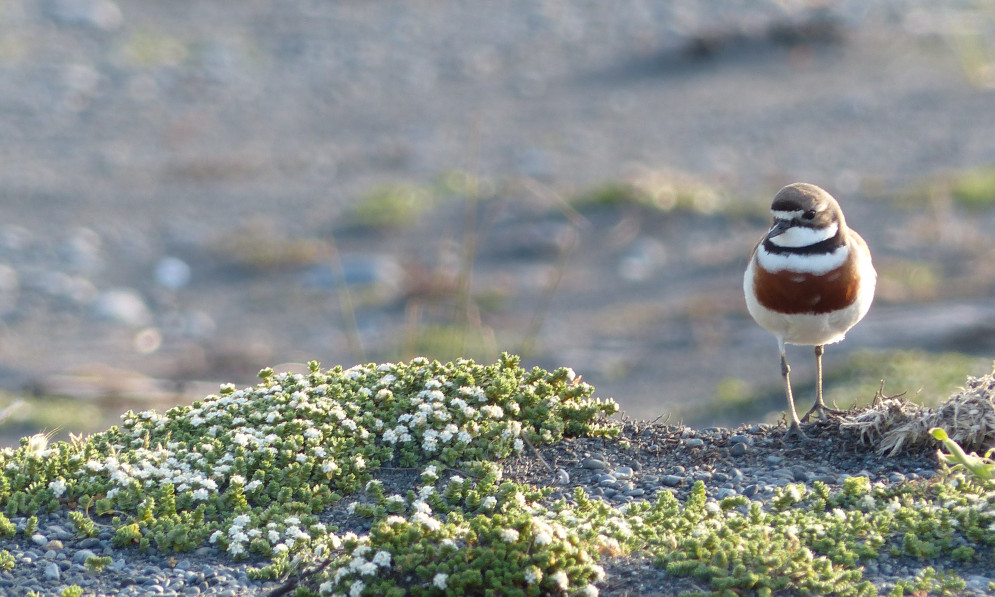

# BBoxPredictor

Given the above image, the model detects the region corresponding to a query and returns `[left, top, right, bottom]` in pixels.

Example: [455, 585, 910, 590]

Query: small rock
[742, 484, 760, 498]
[715, 488, 738, 499]
[45, 539, 64, 551]
[765, 455, 783, 465]
[685, 438, 705, 447]
[662, 475, 683, 487]
[92, 288, 152, 326]
[581, 458, 608, 470]
[44, 561, 60, 581]
[155, 257, 192, 290]
[729, 435, 750, 444]
[31, 534, 48, 546]
[79, 537, 102, 549]
[613, 466, 633, 480]
[888, 472, 906, 484]
[730, 443, 747, 456]
[72, 549, 97, 565]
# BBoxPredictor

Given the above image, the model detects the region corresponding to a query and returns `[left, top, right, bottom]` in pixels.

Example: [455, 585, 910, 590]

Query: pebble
[613, 466, 633, 480]
[582, 458, 608, 470]
[662, 475, 683, 487]
[44, 562, 60, 581]
[44, 540, 63, 551]
[685, 438, 705, 448]
[155, 257, 192, 290]
[30, 534, 47, 546]
[730, 443, 748, 456]
[73, 549, 97, 564]
[92, 288, 153, 326]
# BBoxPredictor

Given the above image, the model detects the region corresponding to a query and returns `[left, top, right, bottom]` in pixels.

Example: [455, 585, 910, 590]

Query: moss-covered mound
[1, 356, 994, 597]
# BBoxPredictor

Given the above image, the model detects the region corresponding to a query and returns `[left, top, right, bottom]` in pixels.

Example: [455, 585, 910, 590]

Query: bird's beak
[766, 220, 791, 239]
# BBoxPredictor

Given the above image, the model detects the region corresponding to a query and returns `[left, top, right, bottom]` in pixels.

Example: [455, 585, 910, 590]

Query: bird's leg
[780, 347, 806, 440]
[802, 344, 843, 422]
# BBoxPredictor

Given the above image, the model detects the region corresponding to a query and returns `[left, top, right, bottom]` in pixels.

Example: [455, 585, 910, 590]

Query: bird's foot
[801, 402, 844, 423]
[783, 421, 808, 441]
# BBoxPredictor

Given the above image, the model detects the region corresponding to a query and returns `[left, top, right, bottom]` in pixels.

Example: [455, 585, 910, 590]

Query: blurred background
[1, 0, 995, 447]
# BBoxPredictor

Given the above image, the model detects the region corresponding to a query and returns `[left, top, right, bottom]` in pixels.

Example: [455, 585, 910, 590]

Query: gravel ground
[2, 1, 995, 448]
[6, 417, 993, 596]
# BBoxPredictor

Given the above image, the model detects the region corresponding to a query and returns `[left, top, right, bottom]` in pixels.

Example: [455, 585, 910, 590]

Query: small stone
[174, 558, 192, 571]
[685, 438, 705, 447]
[72, 549, 97, 564]
[31, 534, 48, 546]
[793, 469, 811, 482]
[715, 488, 738, 499]
[45, 540, 64, 551]
[581, 458, 608, 470]
[625, 488, 645, 497]
[79, 537, 102, 549]
[889, 472, 906, 484]
[730, 443, 747, 456]
[765, 455, 783, 465]
[45, 561, 60, 581]
[155, 257, 192, 290]
[712, 472, 729, 483]
[729, 435, 750, 444]
[613, 466, 633, 480]
[742, 484, 760, 498]
[662, 475, 683, 487]
[92, 288, 152, 326]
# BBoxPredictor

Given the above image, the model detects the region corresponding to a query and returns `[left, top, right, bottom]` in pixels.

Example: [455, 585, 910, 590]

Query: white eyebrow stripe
[768, 222, 838, 248]
[757, 244, 850, 275]
[771, 210, 803, 220]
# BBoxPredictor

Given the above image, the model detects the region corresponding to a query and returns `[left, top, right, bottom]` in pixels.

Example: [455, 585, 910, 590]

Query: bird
[744, 183, 876, 438]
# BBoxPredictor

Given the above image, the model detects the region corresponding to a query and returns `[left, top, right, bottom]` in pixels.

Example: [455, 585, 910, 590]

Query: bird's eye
[802, 210, 816, 220]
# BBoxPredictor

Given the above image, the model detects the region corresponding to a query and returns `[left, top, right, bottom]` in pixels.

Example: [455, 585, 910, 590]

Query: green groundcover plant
[0, 355, 993, 596]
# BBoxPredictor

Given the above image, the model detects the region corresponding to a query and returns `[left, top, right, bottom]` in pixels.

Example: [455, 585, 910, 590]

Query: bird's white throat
[768, 222, 838, 248]
[757, 242, 850, 275]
